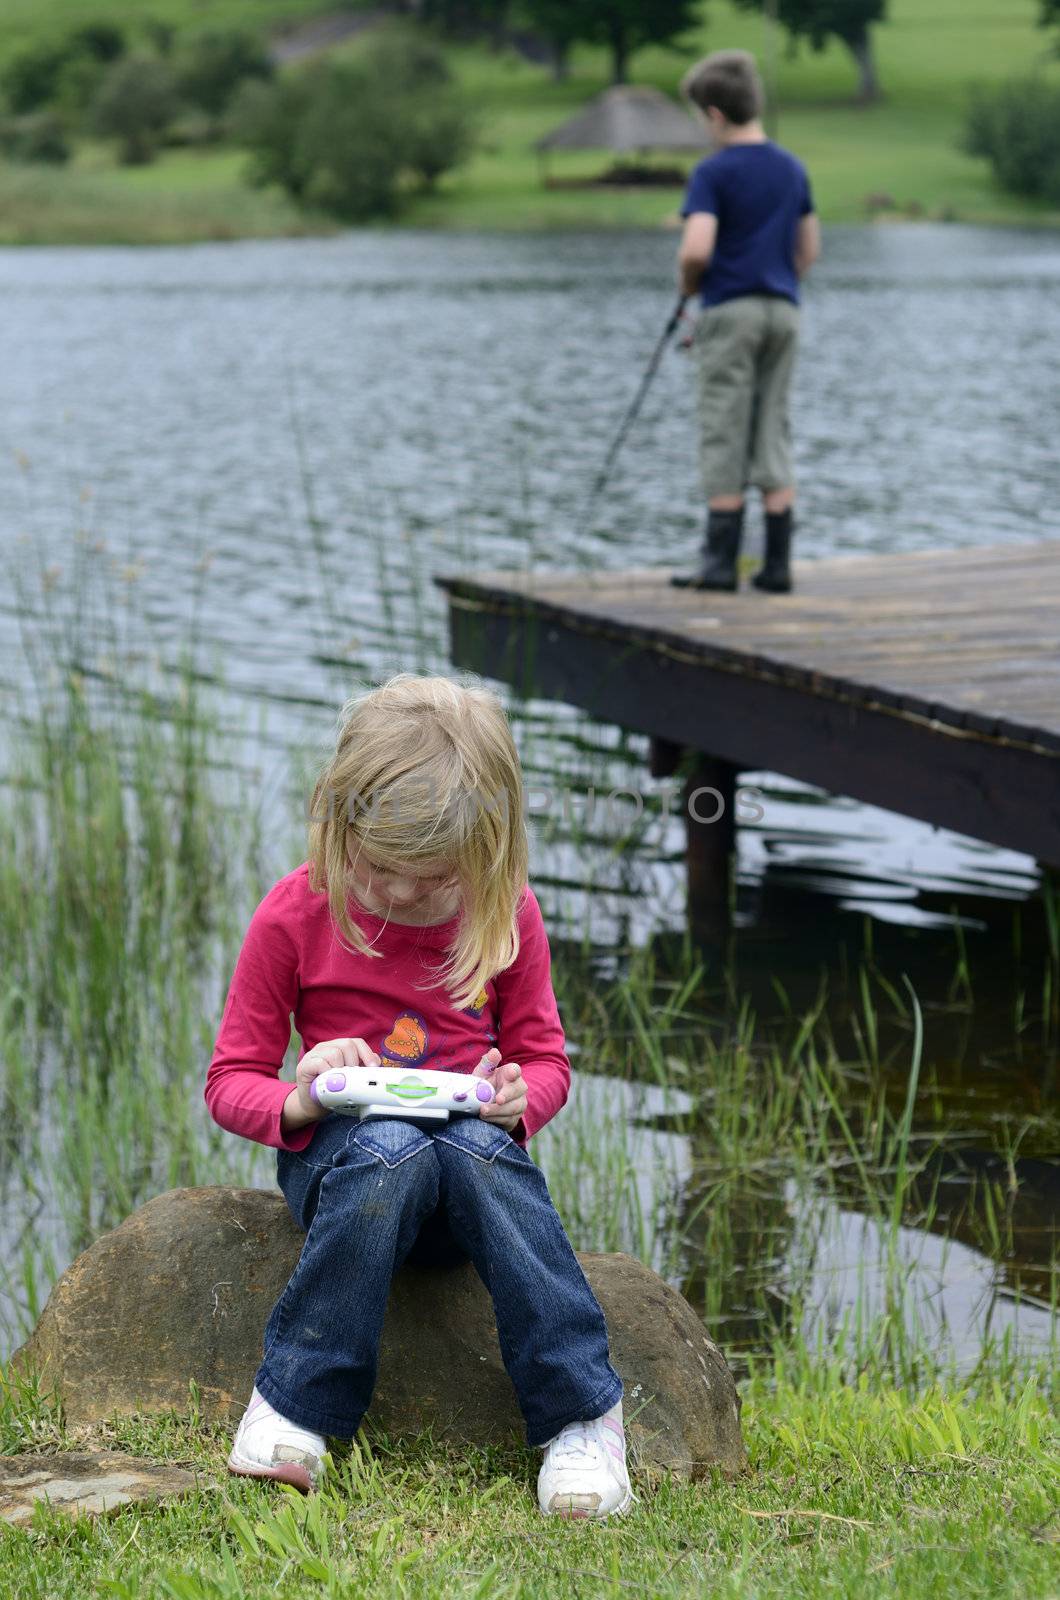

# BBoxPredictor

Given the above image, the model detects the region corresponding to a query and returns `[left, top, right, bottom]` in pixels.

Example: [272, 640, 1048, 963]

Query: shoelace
[550, 1421, 600, 1466]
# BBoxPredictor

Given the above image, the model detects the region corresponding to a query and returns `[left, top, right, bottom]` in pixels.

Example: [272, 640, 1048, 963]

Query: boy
[671, 50, 820, 594]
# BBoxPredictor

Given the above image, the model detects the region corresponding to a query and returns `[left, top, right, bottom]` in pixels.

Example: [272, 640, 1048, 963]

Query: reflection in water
[538, 1073, 1057, 1374]
[790, 1195, 1054, 1371]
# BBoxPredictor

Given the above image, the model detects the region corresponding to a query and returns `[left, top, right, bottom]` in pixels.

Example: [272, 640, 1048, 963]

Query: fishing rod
[579, 294, 687, 536]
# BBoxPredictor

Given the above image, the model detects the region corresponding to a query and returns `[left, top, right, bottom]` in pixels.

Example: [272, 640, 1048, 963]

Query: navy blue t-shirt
[681, 142, 814, 308]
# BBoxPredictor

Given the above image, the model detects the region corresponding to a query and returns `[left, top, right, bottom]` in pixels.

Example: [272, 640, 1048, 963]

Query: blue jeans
[255, 1114, 623, 1447]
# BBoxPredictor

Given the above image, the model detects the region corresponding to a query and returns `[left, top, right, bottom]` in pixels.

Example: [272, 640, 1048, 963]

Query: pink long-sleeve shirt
[206, 864, 570, 1153]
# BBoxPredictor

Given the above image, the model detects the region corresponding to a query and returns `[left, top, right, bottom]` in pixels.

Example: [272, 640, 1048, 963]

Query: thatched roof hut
[535, 86, 708, 155]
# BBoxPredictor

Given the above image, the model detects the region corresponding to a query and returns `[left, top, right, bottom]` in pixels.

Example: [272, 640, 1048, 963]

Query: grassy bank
[1, 1363, 1057, 1599]
[0, 148, 335, 247]
[1, 0, 1059, 243]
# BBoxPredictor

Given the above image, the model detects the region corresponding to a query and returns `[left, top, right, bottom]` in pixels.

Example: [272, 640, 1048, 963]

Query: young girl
[206, 674, 631, 1519]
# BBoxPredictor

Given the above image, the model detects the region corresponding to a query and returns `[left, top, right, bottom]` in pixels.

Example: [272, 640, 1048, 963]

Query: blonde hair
[307, 674, 528, 1008]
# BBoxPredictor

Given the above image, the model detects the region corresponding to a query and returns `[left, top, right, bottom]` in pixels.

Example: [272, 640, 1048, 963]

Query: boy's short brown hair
[681, 50, 764, 126]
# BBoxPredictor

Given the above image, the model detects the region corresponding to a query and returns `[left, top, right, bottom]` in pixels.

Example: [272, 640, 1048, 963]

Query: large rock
[13, 1187, 746, 1478]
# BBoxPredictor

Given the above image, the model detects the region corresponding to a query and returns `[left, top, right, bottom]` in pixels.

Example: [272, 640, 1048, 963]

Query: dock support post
[683, 753, 737, 944]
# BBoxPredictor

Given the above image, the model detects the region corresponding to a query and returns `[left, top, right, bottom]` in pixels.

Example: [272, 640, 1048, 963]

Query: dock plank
[444, 544, 1060, 748]
[438, 541, 1060, 861]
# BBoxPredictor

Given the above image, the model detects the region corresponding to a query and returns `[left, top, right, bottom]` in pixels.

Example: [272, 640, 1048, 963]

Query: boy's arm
[795, 212, 821, 277]
[491, 888, 570, 1142]
[678, 212, 717, 298]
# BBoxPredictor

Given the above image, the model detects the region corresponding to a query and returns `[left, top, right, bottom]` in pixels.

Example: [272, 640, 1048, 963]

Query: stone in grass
[14, 1187, 747, 1479]
[0, 1451, 198, 1528]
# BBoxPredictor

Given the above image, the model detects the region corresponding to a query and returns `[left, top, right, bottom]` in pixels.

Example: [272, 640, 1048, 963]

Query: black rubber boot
[670, 507, 744, 592]
[752, 508, 794, 593]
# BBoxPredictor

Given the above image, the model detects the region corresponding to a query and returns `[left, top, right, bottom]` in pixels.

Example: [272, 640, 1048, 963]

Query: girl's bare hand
[291, 1036, 381, 1124]
[474, 1050, 527, 1133]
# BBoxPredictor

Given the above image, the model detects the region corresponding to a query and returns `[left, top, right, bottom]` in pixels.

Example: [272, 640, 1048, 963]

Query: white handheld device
[308, 1065, 496, 1123]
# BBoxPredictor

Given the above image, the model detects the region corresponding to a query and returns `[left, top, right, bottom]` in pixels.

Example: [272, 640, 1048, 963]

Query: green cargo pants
[694, 293, 800, 498]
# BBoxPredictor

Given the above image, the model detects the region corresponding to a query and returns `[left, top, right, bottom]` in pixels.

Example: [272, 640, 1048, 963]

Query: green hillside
[1, 0, 1058, 242]
[0, 0, 336, 63]
[403, 0, 1060, 229]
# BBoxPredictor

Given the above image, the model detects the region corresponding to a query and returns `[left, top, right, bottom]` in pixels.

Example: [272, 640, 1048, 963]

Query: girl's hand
[286, 1037, 381, 1131]
[474, 1049, 527, 1134]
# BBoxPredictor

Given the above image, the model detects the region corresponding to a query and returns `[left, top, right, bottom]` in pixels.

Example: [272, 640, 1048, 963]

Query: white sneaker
[537, 1401, 633, 1519]
[227, 1386, 328, 1493]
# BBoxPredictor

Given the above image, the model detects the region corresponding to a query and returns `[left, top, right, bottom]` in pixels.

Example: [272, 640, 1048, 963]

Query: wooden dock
[439, 542, 1060, 929]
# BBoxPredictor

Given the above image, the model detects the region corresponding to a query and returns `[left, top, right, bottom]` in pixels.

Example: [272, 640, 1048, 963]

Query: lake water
[0, 224, 1057, 1366]
[2, 224, 1057, 934]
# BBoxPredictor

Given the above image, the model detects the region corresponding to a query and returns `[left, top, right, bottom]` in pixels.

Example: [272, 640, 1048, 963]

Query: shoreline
[3, 208, 1060, 251]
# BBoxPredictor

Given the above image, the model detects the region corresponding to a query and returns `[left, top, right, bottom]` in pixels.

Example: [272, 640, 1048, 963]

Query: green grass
[2, 0, 1060, 240]
[420, 0, 1060, 228]
[0, 1365, 1056, 1598]
[393, 0, 1060, 229]
[0, 146, 335, 246]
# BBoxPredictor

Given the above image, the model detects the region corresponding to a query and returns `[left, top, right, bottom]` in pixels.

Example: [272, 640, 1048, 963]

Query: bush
[233, 38, 474, 221]
[2, 23, 126, 114]
[175, 28, 273, 125]
[0, 110, 71, 165]
[409, 97, 476, 188]
[90, 54, 180, 165]
[301, 80, 411, 220]
[234, 64, 403, 218]
[229, 75, 310, 194]
[963, 78, 1060, 203]
[365, 36, 475, 189]
[143, 20, 177, 58]
[52, 54, 108, 120]
[3, 43, 72, 114]
[69, 23, 126, 64]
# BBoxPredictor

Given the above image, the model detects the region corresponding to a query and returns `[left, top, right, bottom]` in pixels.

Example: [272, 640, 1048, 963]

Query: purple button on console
[475, 1082, 494, 1103]
[453, 1091, 468, 1102]
[326, 1071, 347, 1092]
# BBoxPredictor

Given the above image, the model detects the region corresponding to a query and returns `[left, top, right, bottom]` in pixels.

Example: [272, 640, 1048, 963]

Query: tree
[55, 29, 128, 120]
[417, 0, 512, 43]
[4, 42, 79, 113]
[359, 36, 475, 187]
[232, 41, 474, 220]
[519, 0, 581, 78]
[733, 0, 887, 103]
[90, 54, 179, 164]
[230, 74, 309, 194]
[523, 0, 699, 86]
[175, 29, 273, 126]
[69, 23, 126, 63]
[2, 23, 126, 114]
[143, 20, 177, 58]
